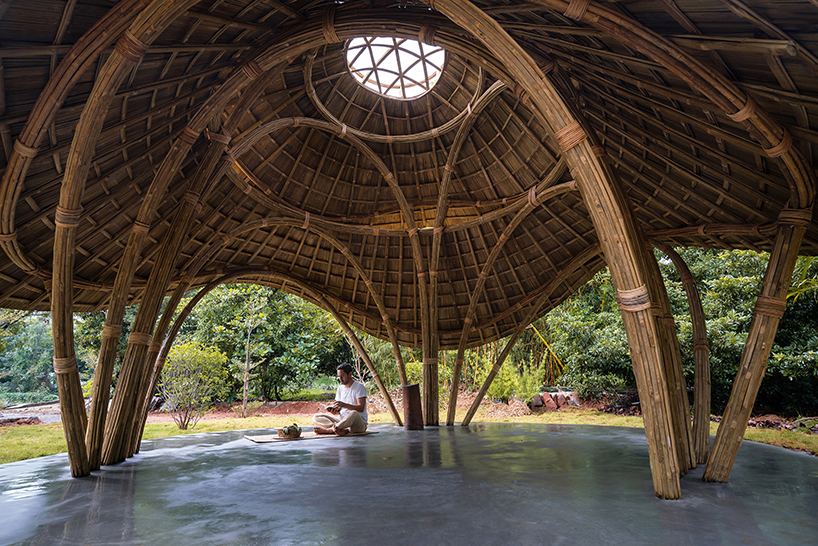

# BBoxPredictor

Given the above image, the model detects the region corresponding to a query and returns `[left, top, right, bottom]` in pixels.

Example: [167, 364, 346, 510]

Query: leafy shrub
[159, 342, 228, 430]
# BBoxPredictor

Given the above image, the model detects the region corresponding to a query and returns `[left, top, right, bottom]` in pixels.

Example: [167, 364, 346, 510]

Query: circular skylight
[346, 37, 446, 100]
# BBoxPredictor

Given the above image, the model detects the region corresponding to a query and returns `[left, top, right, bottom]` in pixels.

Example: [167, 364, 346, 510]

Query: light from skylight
[346, 37, 446, 100]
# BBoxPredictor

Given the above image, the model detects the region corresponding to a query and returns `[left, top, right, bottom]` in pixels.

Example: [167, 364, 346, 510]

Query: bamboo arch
[12, 0, 812, 499]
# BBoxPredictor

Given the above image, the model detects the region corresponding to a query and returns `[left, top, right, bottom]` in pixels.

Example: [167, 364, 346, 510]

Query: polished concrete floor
[1, 423, 816, 545]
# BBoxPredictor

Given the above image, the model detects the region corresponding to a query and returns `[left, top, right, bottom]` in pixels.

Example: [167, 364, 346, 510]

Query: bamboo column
[52, 11, 158, 477]
[427, 0, 683, 498]
[642, 239, 695, 472]
[658, 243, 712, 464]
[704, 212, 811, 481]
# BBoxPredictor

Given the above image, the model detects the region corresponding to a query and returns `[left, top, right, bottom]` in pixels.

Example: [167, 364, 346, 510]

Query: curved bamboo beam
[656, 243, 712, 465]
[428, 0, 683, 498]
[521, 0, 816, 485]
[445, 160, 568, 425]
[0, 0, 148, 273]
[53, 0, 197, 477]
[212, 117, 418, 383]
[123, 73, 278, 458]
[132, 268, 403, 452]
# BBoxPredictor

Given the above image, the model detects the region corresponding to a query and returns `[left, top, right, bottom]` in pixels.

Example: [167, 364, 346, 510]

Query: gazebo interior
[0, 0, 816, 500]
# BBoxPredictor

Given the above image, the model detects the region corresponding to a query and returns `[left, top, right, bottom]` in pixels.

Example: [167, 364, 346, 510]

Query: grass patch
[3, 410, 817, 464]
[0, 423, 66, 465]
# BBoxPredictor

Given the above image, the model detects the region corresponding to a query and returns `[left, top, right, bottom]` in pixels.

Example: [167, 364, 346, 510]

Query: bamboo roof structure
[0, 0, 816, 498]
[2, 0, 815, 347]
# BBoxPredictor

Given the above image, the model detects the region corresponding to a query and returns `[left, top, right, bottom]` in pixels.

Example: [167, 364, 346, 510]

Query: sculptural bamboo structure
[0, 0, 815, 498]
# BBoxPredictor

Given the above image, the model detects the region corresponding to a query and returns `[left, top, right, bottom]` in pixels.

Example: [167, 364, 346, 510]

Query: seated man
[313, 363, 368, 436]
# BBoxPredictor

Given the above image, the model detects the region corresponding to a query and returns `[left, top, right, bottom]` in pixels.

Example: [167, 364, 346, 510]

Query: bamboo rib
[445, 161, 568, 425]
[658, 243, 712, 465]
[126, 74, 275, 457]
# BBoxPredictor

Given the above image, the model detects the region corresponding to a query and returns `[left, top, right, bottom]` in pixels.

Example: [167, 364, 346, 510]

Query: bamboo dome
[0, 0, 816, 498]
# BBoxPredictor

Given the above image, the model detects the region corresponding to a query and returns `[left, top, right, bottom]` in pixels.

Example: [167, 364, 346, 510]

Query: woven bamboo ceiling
[1, 0, 817, 349]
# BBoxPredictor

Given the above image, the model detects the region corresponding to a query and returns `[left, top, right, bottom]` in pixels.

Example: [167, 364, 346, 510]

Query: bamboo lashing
[727, 95, 757, 122]
[777, 208, 813, 227]
[419, 26, 437, 46]
[764, 130, 793, 158]
[114, 30, 148, 62]
[555, 121, 587, 152]
[128, 332, 153, 346]
[102, 324, 122, 338]
[753, 295, 787, 319]
[616, 285, 652, 312]
[53, 356, 78, 374]
[13, 139, 37, 158]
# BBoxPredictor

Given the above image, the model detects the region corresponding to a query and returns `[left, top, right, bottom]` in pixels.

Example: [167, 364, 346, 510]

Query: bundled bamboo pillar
[51, 220, 90, 477]
[51, 11, 157, 476]
[642, 239, 695, 473]
[704, 215, 809, 482]
[659, 243, 711, 464]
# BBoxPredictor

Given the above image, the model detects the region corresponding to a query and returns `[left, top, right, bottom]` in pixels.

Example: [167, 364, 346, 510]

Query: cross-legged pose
[313, 363, 368, 436]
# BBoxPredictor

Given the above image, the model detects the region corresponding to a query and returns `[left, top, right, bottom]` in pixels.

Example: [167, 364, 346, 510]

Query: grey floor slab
[1, 423, 816, 545]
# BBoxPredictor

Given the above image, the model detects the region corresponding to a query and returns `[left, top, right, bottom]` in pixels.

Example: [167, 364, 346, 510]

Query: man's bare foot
[314, 426, 334, 434]
[334, 427, 350, 436]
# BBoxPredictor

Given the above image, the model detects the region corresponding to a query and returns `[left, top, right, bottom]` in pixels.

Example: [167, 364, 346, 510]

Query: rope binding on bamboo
[777, 207, 813, 227]
[53, 355, 78, 374]
[115, 30, 148, 62]
[0, 231, 17, 242]
[763, 130, 793, 158]
[13, 139, 37, 158]
[556, 121, 587, 153]
[54, 206, 83, 228]
[240, 60, 263, 80]
[616, 285, 651, 312]
[419, 25, 437, 46]
[128, 332, 153, 346]
[102, 324, 122, 339]
[179, 126, 199, 146]
[753, 295, 787, 319]
[727, 95, 758, 123]
[132, 221, 150, 235]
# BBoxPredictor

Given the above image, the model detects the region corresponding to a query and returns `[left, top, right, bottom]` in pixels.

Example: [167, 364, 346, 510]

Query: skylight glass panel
[346, 37, 446, 100]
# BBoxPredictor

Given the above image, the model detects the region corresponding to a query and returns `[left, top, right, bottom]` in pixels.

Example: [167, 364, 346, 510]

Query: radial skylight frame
[346, 36, 447, 100]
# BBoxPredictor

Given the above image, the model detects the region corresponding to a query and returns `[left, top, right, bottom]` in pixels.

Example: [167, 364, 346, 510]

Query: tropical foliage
[159, 342, 229, 429]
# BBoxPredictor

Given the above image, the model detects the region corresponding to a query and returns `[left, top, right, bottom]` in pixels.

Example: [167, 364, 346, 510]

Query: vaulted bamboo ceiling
[0, 0, 816, 350]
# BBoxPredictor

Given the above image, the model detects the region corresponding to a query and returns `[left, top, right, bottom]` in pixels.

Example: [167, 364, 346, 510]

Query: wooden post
[704, 216, 809, 482]
[658, 243, 712, 464]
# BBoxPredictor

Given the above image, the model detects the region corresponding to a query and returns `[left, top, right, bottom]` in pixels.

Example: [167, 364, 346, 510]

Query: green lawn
[2, 408, 817, 465]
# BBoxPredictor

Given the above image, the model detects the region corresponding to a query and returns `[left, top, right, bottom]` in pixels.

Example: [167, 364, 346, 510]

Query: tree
[159, 342, 228, 430]
[0, 313, 57, 405]
[182, 284, 348, 402]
